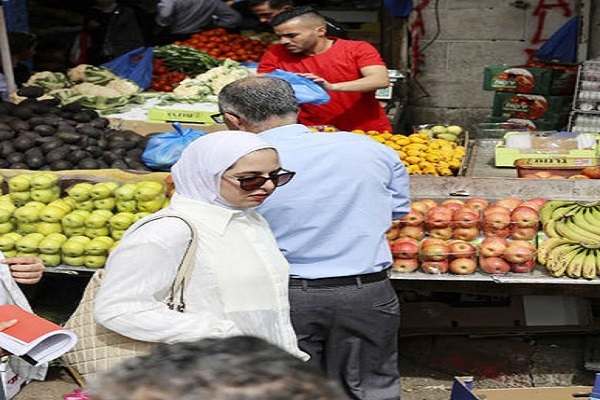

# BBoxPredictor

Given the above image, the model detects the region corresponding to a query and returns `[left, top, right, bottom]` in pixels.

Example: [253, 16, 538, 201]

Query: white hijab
[171, 130, 274, 209]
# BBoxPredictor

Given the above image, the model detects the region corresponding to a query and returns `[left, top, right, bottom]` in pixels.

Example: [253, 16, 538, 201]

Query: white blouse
[94, 194, 307, 360]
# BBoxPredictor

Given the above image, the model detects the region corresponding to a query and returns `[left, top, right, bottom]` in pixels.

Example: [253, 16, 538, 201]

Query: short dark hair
[218, 76, 299, 125]
[270, 6, 324, 27]
[88, 336, 347, 400]
[247, 0, 293, 9]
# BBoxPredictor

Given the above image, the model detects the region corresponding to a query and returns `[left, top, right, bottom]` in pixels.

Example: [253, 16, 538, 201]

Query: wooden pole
[0, 4, 16, 98]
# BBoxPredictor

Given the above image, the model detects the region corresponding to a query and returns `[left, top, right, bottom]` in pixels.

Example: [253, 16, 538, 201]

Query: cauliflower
[190, 64, 251, 95]
[68, 64, 117, 85]
[25, 71, 69, 90]
[172, 82, 211, 99]
[71, 82, 122, 98]
[105, 78, 141, 97]
[210, 70, 250, 94]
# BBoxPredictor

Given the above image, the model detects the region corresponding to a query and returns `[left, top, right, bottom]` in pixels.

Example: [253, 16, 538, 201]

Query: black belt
[289, 269, 389, 287]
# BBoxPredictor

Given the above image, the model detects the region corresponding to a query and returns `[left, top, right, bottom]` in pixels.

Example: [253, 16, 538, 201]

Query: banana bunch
[537, 237, 599, 279]
[540, 201, 600, 244]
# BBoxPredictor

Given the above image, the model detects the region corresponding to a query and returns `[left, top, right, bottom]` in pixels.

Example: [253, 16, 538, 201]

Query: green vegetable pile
[153, 45, 221, 76]
[18, 65, 145, 110]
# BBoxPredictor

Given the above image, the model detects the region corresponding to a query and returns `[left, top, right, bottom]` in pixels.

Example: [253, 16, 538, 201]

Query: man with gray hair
[215, 75, 409, 400]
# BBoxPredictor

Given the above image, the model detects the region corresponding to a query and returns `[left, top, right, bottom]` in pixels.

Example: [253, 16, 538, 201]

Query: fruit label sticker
[493, 68, 535, 93]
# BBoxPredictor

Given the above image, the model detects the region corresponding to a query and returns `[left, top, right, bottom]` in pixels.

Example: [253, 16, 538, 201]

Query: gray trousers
[289, 278, 401, 400]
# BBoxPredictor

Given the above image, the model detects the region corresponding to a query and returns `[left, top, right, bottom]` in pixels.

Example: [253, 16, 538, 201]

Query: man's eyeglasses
[223, 169, 296, 191]
[211, 112, 240, 124]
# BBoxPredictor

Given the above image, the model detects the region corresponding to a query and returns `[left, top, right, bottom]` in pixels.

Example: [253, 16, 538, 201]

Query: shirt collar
[259, 124, 313, 140]
[169, 193, 255, 235]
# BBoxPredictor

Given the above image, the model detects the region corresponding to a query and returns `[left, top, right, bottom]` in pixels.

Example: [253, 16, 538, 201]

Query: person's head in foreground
[87, 335, 348, 400]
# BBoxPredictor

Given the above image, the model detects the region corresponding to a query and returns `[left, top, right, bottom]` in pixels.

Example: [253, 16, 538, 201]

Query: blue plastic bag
[265, 69, 330, 105]
[535, 16, 578, 64]
[142, 122, 207, 171]
[101, 46, 154, 89]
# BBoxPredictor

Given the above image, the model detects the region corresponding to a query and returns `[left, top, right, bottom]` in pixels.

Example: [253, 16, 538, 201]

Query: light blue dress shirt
[257, 124, 410, 279]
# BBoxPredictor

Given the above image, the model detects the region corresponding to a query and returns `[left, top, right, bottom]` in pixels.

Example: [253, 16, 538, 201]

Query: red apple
[503, 243, 536, 263]
[398, 225, 426, 241]
[479, 256, 511, 274]
[465, 197, 490, 210]
[393, 236, 419, 246]
[482, 226, 511, 238]
[479, 236, 508, 258]
[419, 199, 439, 210]
[440, 201, 464, 213]
[399, 207, 425, 227]
[510, 258, 536, 273]
[452, 227, 480, 242]
[483, 205, 512, 217]
[420, 238, 446, 248]
[510, 206, 539, 228]
[483, 211, 511, 229]
[385, 227, 400, 241]
[524, 197, 548, 209]
[426, 206, 453, 228]
[492, 197, 523, 211]
[449, 257, 478, 275]
[420, 242, 450, 261]
[510, 226, 538, 240]
[452, 207, 481, 228]
[392, 258, 419, 273]
[428, 226, 454, 240]
[410, 200, 431, 215]
[447, 240, 477, 258]
[421, 259, 449, 274]
[441, 199, 465, 207]
[391, 240, 419, 259]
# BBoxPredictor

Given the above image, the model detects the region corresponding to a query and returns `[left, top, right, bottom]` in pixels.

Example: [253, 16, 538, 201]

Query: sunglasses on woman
[224, 169, 296, 191]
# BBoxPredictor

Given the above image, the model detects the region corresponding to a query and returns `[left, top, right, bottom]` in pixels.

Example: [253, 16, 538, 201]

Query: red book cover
[0, 305, 63, 343]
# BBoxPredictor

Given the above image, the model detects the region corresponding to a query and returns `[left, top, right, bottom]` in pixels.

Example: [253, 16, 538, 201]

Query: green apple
[13, 206, 40, 223]
[436, 133, 459, 143]
[16, 234, 43, 253]
[39, 253, 62, 267]
[48, 199, 73, 214]
[84, 240, 109, 256]
[72, 210, 92, 219]
[0, 222, 14, 235]
[110, 229, 125, 240]
[85, 214, 109, 229]
[30, 188, 60, 204]
[93, 236, 114, 247]
[0, 236, 16, 251]
[93, 197, 116, 211]
[16, 222, 38, 234]
[66, 183, 93, 202]
[84, 254, 107, 268]
[91, 209, 114, 220]
[90, 182, 115, 200]
[0, 198, 16, 212]
[108, 212, 136, 230]
[74, 200, 95, 211]
[36, 222, 63, 236]
[62, 255, 85, 266]
[38, 238, 62, 254]
[8, 175, 31, 192]
[85, 227, 110, 238]
[69, 235, 92, 244]
[26, 201, 47, 211]
[16, 251, 38, 258]
[45, 232, 67, 243]
[137, 195, 167, 213]
[134, 212, 151, 221]
[114, 183, 137, 201]
[446, 125, 463, 136]
[135, 183, 165, 202]
[3, 232, 22, 242]
[63, 226, 86, 237]
[62, 212, 86, 228]
[2, 250, 16, 258]
[418, 128, 434, 138]
[61, 240, 86, 257]
[39, 206, 68, 223]
[0, 209, 13, 224]
[61, 197, 77, 210]
[431, 125, 448, 135]
[30, 173, 59, 190]
[9, 191, 30, 205]
[116, 200, 137, 213]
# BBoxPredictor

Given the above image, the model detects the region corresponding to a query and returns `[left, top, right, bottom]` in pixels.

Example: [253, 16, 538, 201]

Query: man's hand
[297, 73, 333, 91]
[2, 257, 45, 285]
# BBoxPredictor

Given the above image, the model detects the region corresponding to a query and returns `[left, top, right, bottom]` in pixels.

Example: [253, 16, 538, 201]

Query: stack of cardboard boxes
[482, 62, 579, 131]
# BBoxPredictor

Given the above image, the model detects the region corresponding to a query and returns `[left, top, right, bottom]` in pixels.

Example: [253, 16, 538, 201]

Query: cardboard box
[108, 118, 226, 136]
[514, 157, 598, 178]
[491, 92, 573, 121]
[484, 116, 569, 132]
[483, 64, 578, 95]
[452, 377, 593, 400]
[494, 132, 598, 167]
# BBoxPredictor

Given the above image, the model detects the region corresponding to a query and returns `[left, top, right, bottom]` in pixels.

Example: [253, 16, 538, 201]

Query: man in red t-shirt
[257, 7, 392, 132]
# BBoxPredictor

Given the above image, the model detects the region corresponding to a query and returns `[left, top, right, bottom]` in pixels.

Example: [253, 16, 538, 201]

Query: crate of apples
[419, 238, 478, 275]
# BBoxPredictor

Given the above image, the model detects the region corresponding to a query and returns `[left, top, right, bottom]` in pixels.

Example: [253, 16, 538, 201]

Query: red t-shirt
[258, 39, 392, 132]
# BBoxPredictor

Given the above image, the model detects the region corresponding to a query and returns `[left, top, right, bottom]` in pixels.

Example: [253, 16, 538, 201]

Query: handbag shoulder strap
[129, 212, 198, 312]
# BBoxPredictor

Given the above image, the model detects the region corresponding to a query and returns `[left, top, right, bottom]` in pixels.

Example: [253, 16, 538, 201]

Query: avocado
[46, 146, 71, 164]
[9, 163, 29, 169]
[0, 130, 15, 141]
[33, 124, 57, 136]
[49, 160, 74, 170]
[78, 158, 100, 170]
[6, 153, 25, 164]
[12, 136, 36, 151]
[54, 131, 82, 144]
[17, 86, 45, 99]
[10, 107, 34, 120]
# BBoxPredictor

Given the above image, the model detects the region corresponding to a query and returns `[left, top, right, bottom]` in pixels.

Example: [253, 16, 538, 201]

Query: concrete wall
[590, 1, 600, 59]
[404, 0, 579, 133]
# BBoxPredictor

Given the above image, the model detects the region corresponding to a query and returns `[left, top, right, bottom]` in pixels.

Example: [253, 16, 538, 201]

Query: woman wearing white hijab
[95, 131, 306, 360]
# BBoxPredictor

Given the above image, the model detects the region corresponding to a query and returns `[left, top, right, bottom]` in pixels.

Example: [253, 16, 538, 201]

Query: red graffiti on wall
[525, 0, 572, 62]
[409, 0, 430, 76]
